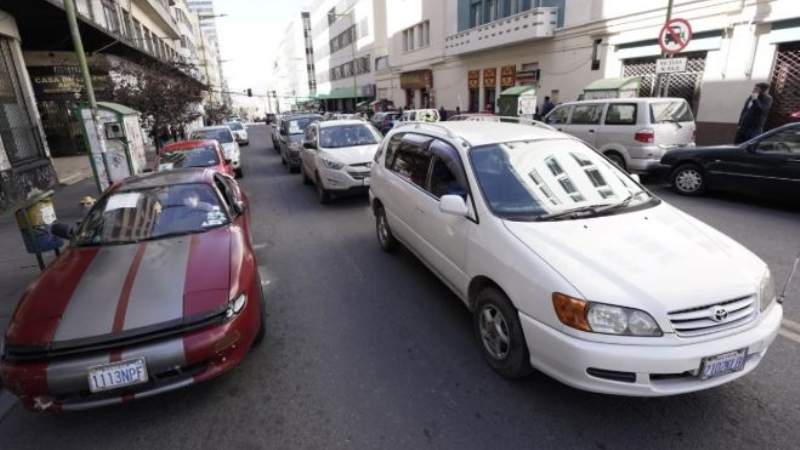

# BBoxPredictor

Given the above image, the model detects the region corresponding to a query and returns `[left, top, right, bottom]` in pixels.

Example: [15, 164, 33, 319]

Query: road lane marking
[778, 327, 800, 344]
[782, 318, 800, 334]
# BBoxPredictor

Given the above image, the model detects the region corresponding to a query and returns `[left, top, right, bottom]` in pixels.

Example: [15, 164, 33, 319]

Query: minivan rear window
[650, 101, 694, 123]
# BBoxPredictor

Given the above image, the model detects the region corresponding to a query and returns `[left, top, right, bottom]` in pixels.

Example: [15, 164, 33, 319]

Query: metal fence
[0, 39, 43, 166]
[622, 52, 707, 113]
[767, 41, 800, 129]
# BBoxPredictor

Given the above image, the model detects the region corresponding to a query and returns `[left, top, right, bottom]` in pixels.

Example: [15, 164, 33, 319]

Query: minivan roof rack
[393, 121, 457, 139]
[448, 115, 556, 131]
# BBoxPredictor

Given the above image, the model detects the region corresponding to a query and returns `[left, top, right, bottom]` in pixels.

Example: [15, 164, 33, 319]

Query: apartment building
[310, 0, 388, 112]
[187, 0, 230, 105]
[273, 14, 316, 112]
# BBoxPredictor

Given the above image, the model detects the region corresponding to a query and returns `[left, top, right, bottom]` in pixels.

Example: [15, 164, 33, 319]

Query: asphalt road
[1, 124, 798, 449]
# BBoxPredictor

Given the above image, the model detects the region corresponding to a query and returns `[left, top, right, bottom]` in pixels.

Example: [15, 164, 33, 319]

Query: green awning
[499, 85, 536, 96]
[316, 87, 359, 100]
[583, 76, 641, 91]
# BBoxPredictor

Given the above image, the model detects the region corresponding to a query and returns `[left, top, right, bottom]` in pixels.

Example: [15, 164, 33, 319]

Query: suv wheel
[671, 163, 706, 196]
[375, 205, 398, 252]
[473, 287, 534, 379]
[300, 163, 311, 185]
[316, 174, 331, 204]
[605, 152, 627, 171]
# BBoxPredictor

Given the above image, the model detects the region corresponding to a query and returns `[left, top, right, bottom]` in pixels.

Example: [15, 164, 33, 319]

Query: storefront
[400, 69, 433, 109]
[482, 67, 497, 113]
[467, 70, 480, 112]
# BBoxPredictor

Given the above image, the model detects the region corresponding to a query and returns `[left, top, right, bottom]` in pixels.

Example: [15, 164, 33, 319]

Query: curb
[58, 170, 92, 186]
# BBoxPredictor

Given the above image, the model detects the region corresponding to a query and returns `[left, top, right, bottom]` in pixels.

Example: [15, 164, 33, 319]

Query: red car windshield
[159, 146, 220, 170]
[74, 183, 229, 246]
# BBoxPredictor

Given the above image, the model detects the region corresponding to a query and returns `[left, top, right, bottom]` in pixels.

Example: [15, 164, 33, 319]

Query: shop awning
[316, 87, 359, 100]
[583, 76, 641, 91]
[499, 85, 536, 96]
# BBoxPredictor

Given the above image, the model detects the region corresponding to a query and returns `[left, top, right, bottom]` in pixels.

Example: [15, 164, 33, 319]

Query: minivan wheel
[473, 288, 533, 379]
[375, 206, 398, 252]
[605, 152, 627, 171]
[671, 163, 706, 196]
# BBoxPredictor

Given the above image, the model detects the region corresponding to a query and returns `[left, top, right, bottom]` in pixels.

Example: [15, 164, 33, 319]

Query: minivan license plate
[88, 358, 148, 393]
[700, 349, 747, 380]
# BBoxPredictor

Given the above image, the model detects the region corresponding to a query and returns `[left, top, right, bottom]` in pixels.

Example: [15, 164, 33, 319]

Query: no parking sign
[659, 18, 693, 54]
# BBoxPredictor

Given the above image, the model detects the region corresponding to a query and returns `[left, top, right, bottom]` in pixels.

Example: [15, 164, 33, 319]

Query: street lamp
[328, 10, 359, 112]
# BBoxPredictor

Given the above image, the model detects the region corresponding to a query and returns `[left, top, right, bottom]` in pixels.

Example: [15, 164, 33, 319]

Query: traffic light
[247, 88, 252, 97]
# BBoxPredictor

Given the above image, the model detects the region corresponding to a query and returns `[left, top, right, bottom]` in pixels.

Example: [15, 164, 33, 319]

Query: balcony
[133, 0, 180, 39]
[444, 7, 558, 57]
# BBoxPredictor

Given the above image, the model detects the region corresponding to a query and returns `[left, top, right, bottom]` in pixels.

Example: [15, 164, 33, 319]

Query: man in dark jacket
[735, 82, 773, 144]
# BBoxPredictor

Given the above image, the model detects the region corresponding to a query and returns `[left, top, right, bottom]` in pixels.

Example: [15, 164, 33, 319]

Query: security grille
[622, 52, 707, 113]
[0, 38, 42, 165]
[767, 41, 800, 129]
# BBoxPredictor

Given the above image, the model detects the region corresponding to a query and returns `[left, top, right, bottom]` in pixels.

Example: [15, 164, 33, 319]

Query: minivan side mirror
[303, 141, 316, 150]
[51, 222, 74, 240]
[439, 195, 469, 217]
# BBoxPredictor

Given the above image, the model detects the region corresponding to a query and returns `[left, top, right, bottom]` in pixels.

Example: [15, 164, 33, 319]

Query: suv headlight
[759, 269, 776, 311]
[225, 293, 247, 319]
[552, 293, 662, 337]
[321, 158, 344, 170]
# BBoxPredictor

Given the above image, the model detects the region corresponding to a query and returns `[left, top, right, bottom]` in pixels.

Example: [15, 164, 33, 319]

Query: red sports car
[0, 169, 264, 411]
[156, 140, 235, 177]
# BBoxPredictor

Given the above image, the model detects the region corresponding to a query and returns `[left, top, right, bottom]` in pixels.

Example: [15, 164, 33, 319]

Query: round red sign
[659, 18, 693, 54]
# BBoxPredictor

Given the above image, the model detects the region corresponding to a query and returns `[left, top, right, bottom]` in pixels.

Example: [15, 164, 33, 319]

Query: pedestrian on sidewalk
[541, 96, 556, 117]
[735, 82, 773, 144]
[438, 105, 447, 121]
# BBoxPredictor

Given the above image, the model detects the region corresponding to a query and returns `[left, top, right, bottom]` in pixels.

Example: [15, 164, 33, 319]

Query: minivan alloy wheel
[478, 304, 511, 360]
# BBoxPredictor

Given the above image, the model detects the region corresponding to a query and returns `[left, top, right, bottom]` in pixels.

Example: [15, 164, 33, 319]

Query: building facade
[0, 8, 56, 210]
[371, 0, 800, 144]
[187, 0, 229, 105]
[273, 15, 315, 112]
[309, 0, 388, 112]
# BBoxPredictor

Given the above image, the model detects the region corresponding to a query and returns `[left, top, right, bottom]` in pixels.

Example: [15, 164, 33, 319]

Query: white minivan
[369, 121, 781, 396]
[544, 97, 696, 173]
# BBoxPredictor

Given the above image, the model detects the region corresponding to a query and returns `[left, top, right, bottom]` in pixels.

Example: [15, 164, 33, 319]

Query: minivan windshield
[470, 139, 655, 221]
[651, 101, 694, 123]
[320, 124, 379, 148]
[192, 128, 233, 143]
[74, 184, 228, 246]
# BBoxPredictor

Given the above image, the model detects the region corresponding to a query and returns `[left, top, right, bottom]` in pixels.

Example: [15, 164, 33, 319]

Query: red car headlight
[225, 293, 247, 319]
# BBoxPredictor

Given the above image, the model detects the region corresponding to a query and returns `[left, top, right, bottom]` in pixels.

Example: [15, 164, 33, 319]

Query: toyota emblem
[712, 306, 728, 322]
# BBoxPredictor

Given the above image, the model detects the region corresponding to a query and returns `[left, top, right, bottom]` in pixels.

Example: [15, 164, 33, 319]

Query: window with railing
[403, 20, 429, 53]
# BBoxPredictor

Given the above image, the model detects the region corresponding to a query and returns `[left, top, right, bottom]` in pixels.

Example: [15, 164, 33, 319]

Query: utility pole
[64, 0, 111, 193]
[659, 0, 675, 97]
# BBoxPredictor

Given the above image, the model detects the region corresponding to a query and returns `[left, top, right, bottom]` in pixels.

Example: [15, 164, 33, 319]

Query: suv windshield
[159, 146, 219, 170]
[651, 101, 694, 123]
[288, 117, 318, 135]
[226, 122, 244, 131]
[192, 128, 233, 143]
[470, 139, 654, 221]
[320, 124, 379, 148]
[74, 183, 229, 246]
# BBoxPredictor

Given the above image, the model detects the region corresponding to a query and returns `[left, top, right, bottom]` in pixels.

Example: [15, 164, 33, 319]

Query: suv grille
[668, 295, 757, 337]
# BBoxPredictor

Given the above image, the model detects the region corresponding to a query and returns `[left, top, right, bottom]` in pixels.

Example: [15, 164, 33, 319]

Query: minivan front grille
[668, 295, 757, 337]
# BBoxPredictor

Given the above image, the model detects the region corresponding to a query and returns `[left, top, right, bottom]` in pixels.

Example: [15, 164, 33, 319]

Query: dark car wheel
[235, 168, 243, 179]
[671, 163, 707, 196]
[473, 287, 534, 379]
[605, 151, 627, 171]
[375, 205, 398, 252]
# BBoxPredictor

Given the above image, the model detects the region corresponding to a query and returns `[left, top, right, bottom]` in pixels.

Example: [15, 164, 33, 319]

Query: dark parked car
[370, 111, 401, 134]
[661, 122, 800, 198]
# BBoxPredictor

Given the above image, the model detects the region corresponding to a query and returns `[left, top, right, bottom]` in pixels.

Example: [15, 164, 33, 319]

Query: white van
[544, 97, 696, 172]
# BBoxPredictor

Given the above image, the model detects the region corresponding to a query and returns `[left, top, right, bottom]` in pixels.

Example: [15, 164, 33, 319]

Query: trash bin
[14, 190, 63, 271]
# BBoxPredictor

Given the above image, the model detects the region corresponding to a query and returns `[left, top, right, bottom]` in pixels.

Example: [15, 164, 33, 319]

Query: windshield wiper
[536, 204, 612, 221]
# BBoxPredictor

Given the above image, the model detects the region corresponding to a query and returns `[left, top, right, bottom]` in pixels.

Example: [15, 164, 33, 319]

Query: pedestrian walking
[455, 106, 461, 118]
[735, 82, 773, 144]
[438, 105, 447, 121]
[541, 96, 555, 117]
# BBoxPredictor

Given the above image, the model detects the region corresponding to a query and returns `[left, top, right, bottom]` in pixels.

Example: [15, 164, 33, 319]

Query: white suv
[300, 120, 382, 203]
[544, 97, 696, 173]
[369, 121, 782, 396]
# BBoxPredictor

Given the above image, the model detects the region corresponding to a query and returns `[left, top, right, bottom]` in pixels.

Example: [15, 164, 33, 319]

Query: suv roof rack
[448, 115, 556, 131]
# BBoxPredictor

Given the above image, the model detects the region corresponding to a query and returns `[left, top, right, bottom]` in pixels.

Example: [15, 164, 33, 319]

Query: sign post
[657, 17, 693, 97]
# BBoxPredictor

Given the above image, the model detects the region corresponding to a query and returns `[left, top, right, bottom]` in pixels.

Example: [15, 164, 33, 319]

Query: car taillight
[634, 129, 654, 144]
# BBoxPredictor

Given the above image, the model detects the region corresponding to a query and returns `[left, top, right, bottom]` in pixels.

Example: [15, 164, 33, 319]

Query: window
[389, 134, 433, 188]
[121, 10, 132, 38]
[605, 104, 637, 125]
[650, 101, 694, 123]
[327, 7, 336, 25]
[428, 140, 467, 199]
[102, 0, 120, 34]
[470, 2, 481, 28]
[383, 133, 405, 166]
[756, 128, 800, 154]
[547, 106, 572, 124]
[591, 39, 602, 71]
[132, 19, 143, 49]
[570, 105, 603, 125]
[403, 26, 416, 52]
[485, 0, 499, 22]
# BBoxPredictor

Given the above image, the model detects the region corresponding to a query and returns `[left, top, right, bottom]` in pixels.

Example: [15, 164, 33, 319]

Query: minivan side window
[604, 104, 637, 125]
[571, 104, 603, 125]
[546, 106, 571, 125]
[383, 133, 405, 166]
[389, 135, 432, 188]
[428, 139, 468, 199]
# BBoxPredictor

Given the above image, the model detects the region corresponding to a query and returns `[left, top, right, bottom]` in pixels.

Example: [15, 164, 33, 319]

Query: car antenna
[778, 250, 800, 305]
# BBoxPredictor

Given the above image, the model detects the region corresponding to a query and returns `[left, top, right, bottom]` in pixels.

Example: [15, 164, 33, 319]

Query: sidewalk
[51, 155, 93, 186]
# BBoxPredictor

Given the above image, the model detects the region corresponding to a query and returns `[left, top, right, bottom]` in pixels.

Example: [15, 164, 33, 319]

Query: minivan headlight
[759, 269, 776, 311]
[552, 293, 662, 337]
